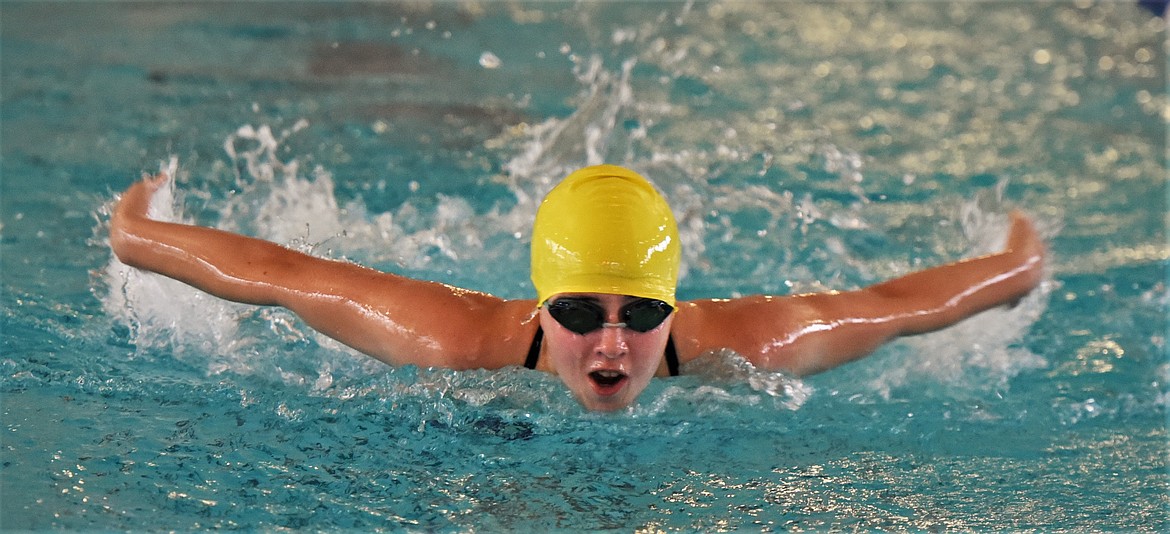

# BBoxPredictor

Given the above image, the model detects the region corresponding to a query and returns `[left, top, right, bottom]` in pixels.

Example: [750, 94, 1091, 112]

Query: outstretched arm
[110, 174, 538, 369]
[675, 212, 1047, 375]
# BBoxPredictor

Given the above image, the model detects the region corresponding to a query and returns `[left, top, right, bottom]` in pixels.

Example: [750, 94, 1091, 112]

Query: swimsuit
[524, 327, 680, 376]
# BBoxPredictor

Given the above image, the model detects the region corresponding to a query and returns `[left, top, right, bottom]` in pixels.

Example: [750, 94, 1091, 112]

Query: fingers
[119, 173, 170, 206]
[1007, 211, 1035, 240]
[115, 173, 166, 220]
[1007, 209, 1033, 230]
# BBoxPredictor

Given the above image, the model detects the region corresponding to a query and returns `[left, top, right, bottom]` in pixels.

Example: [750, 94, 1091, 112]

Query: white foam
[101, 127, 371, 378]
[678, 349, 814, 412]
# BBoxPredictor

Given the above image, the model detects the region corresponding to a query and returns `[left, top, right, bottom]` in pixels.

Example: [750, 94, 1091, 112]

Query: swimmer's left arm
[674, 212, 1046, 375]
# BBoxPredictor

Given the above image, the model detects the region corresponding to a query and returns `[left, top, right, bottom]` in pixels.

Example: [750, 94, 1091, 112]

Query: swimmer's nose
[595, 324, 629, 358]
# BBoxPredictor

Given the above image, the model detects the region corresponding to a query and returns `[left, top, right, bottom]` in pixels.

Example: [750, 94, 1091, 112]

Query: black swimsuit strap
[524, 326, 544, 370]
[665, 335, 680, 376]
[524, 326, 680, 377]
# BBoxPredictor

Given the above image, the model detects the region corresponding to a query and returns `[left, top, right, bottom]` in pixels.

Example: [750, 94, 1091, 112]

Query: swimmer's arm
[675, 212, 1046, 375]
[110, 174, 538, 370]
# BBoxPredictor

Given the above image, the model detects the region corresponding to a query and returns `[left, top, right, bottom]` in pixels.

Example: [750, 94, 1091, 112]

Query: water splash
[218, 122, 346, 250]
[638, 351, 814, 416]
[215, 121, 531, 276]
[489, 53, 755, 288]
[862, 202, 1055, 400]
[102, 157, 261, 367]
[99, 126, 380, 380]
[495, 55, 640, 202]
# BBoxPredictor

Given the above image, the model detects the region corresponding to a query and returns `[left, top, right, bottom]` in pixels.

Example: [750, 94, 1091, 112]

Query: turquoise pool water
[2, 1, 1167, 531]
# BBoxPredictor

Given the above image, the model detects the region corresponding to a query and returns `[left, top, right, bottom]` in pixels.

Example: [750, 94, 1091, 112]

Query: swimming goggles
[545, 297, 673, 335]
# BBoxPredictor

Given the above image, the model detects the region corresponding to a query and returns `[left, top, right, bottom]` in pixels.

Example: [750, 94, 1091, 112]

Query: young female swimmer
[109, 165, 1046, 412]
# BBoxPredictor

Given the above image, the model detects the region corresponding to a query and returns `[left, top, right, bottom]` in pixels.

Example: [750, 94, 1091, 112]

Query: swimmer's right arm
[110, 174, 539, 370]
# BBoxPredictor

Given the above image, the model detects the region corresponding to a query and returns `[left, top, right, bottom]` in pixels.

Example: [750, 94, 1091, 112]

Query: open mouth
[588, 370, 628, 393]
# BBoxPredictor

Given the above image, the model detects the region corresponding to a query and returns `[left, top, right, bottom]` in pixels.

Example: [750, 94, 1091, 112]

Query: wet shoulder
[670, 296, 807, 366]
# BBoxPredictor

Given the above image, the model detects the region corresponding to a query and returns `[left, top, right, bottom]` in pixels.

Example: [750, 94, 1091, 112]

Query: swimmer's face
[539, 293, 675, 412]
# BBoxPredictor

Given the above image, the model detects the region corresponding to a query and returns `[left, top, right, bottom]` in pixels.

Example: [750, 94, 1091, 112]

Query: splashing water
[845, 189, 1054, 400]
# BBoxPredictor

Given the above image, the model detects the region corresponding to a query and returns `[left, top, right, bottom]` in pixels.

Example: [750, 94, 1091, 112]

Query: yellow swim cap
[531, 165, 680, 307]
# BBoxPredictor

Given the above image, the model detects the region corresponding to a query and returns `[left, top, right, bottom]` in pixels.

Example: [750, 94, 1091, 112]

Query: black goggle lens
[546, 298, 673, 335]
[624, 299, 674, 332]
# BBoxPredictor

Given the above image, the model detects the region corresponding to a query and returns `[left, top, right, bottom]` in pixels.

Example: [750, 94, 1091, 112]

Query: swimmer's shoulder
[670, 296, 806, 367]
[445, 297, 541, 371]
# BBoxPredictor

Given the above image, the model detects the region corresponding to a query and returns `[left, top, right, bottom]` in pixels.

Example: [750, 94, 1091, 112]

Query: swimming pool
[2, 1, 1166, 530]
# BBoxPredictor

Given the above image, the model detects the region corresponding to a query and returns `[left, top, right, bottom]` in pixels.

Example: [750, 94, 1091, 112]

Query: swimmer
[109, 165, 1046, 411]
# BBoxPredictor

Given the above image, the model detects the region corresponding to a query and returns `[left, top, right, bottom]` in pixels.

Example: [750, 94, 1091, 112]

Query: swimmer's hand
[1006, 210, 1046, 281]
[1001, 210, 1047, 308]
[109, 173, 170, 261]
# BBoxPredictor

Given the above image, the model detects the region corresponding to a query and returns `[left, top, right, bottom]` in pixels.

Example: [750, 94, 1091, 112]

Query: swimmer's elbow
[108, 221, 157, 270]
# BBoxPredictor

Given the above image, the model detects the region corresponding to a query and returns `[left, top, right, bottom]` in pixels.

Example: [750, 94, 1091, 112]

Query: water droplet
[478, 51, 501, 69]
